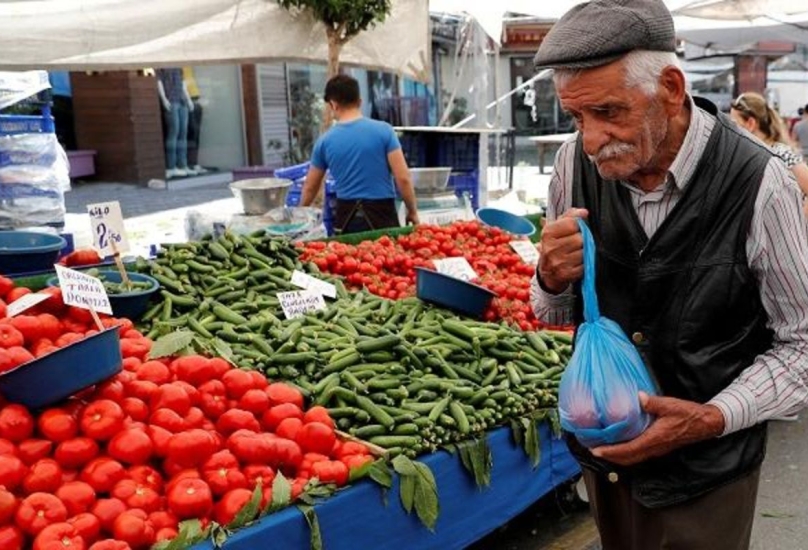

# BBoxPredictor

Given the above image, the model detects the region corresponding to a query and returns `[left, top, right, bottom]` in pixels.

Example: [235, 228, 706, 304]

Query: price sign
[510, 240, 540, 266]
[290, 270, 337, 299]
[87, 201, 129, 257]
[432, 257, 478, 282]
[6, 292, 51, 317]
[278, 290, 327, 319]
[54, 265, 112, 315]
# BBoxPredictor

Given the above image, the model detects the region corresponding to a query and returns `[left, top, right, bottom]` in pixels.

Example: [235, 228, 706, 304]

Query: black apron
[334, 198, 400, 235]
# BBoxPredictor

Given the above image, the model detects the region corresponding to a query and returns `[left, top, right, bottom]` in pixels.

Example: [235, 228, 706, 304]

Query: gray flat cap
[534, 0, 676, 71]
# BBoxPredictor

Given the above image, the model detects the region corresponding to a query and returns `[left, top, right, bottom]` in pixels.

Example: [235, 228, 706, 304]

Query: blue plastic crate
[448, 171, 479, 210]
[275, 162, 311, 182]
[286, 189, 302, 207]
[399, 133, 428, 168]
[436, 134, 479, 172]
[0, 114, 55, 136]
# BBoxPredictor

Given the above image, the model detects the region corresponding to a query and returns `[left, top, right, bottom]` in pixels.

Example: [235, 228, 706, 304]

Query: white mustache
[588, 142, 636, 163]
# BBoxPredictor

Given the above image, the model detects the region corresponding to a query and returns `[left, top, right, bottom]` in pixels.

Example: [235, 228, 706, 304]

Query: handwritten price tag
[432, 257, 478, 282]
[87, 201, 129, 257]
[278, 290, 327, 319]
[6, 293, 51, 317]
[290, 270, 337, 299]
[510, 240, 540, 266]
[54, 265, 112, 315]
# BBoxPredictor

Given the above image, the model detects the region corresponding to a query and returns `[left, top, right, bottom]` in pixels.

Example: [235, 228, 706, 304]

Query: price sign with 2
[87, 201, 129, 257]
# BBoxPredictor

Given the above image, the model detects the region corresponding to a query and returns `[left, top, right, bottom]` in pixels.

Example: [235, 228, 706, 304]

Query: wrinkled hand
[406, 210, 420, 226]
[538, 208, 588, 293]
[591, 392, 726, 466]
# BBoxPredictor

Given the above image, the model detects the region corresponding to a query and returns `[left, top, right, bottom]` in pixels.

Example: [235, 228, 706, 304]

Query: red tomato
[0, 486, 18, 524]
[17, 439, 53, 466]
[112, 510, 155, 550]
[0, 454, 27, 490]
[107, 430, 153, 466]
[275, 417, 303, 441]
[165, 429, 217, 468]
[15, 492, 68, 536]
[201, 450, 248, 497]
[150, 384, 191, 416]
[32, 522, 85, 550]
[79, 400, 124, 441]
[261, 403, 303, 432]
[121, 398, 149, 423]
[265, 383, 304, 409]
[68, 513, 101, 545]
[55, 481, 96, 516]
[198, 381, 227, 420]
[135, 361, 171, 385]
[216, 409, 260, 436]
[166, 478, 213, 520]
[302, 406, 335, 429]
[54, 438, 99, 470]
[213, 488, 253, 526]
[38, 409, 78, 442]
[0, 525, 24, 550]
[146, 425, 172, 458]
[147, 511, 177, 531]
[0, 325, 24, 349]
[111, 479, 161, 513]
[80, 458, 126, 493]
[127, 465, 163, 493]
[148, 409, 185, 434]
[296, 422, 336, 455]
[222, 370, 255, 400]
[89, 498, 127, 533]
[238, 389, 270, 415]
[22, 459, 63, 495]
[0, 404, 34, 442]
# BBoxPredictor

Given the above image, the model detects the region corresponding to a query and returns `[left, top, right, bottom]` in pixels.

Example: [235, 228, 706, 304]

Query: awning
[0, 0, 431, 82]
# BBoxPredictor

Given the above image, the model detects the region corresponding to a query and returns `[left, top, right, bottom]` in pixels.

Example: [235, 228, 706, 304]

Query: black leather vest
[567, 98, 774, 508]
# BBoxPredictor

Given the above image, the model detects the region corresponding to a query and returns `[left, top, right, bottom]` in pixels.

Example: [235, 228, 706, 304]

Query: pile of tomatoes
[0, 323, 371, 549]
[300, 221, 561, 331]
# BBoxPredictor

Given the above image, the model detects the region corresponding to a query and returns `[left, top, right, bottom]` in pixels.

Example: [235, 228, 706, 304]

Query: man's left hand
[405, 210, 420, 226]
[591, 392, 726, 466]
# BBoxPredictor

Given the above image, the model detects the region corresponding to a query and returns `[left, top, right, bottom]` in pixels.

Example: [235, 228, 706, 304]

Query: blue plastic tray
[415, 267, 497, 318]
[0, 231, 67, 276]
[47, 270, 160, 321]
[0, 327, 122, 409]
[476, 207, 536, 237]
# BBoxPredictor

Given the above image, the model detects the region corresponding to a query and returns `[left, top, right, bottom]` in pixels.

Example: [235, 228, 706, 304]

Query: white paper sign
[432, 257, 478, 282]
[278, 290, 327, 319]
[87, 201, 129, 257]
[6, 293, 51, 317]
[510, 240, 540, 266]
[290, 270, 337, 299]
[54, 265, 113, 315]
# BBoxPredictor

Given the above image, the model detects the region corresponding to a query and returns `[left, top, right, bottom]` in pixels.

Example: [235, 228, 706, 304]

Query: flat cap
[533, 0, 676, 71]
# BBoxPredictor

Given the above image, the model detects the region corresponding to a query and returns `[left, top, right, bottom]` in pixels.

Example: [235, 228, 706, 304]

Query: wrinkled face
[557, 61, 670, 182]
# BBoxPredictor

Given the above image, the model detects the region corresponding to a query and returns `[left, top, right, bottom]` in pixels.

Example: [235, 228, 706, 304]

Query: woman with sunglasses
[730, 92, 808, 214]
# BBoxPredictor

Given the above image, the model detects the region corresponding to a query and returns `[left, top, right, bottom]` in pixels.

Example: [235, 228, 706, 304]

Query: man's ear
[658, 66, 687, 116]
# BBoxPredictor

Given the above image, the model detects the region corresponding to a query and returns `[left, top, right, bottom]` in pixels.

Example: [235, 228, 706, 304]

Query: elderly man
[531, 0, 808, 548]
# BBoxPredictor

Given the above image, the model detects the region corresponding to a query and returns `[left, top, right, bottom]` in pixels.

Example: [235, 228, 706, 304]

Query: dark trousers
[334, 199, 400, 235]
[187, 99, 203, 167]
[583, 467, 760, 550]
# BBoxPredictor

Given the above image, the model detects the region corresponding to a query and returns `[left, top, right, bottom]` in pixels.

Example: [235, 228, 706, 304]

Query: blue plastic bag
[558, 219, 658, 448]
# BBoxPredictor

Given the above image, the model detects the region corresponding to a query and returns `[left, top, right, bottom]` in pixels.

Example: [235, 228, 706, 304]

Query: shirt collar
[666, 94, 714, 191]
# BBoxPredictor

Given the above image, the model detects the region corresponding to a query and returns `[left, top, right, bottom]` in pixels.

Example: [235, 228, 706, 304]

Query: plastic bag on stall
[558, 219, 658, 449]
[253, 206, 326, 242]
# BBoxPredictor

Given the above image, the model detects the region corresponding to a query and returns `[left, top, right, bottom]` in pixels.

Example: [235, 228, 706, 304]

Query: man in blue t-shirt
[301, 75, 419, 234]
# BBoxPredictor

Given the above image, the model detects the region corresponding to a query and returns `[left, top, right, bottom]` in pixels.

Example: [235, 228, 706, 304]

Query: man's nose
[581, 120, 611, 158]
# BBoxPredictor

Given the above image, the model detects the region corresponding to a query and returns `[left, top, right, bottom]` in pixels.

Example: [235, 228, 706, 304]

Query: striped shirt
[531, 97, 808, 436]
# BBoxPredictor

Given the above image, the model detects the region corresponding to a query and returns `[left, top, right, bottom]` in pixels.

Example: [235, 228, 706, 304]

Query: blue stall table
[193, 423, 580, 550]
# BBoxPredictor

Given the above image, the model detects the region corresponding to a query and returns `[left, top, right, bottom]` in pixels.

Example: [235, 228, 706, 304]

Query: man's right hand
[538, 208, 589, 293]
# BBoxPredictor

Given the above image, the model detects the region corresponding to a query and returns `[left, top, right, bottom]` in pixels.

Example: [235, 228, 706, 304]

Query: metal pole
[451, 68, 553, 128]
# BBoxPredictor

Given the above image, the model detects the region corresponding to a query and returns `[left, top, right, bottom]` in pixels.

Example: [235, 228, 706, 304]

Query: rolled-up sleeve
[531, 137, 577, 326]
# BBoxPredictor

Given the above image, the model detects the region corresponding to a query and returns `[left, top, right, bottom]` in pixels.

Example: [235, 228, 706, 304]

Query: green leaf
[412, 462, 440, 531]
[210, 524, 230, 549]
[367, 460, 393, 489]
[524, 417, 542, 469]
[392, 454, 418, 477]
[442, 443, 457, 455]
[548, 409, 563, 438]
[267, 472, 292, 513]
[148, 330, 195, 359]
[212, 337, 238, 366]
[298, 504, 324, 550]
[151, 542, 171, 550]
[399, 474, 416, 513]
[348, 458, 376, 482]
[228, 483, 263, 529]
[761, 511, 797, 519]
[510, 419, 524, 447]
[458, 439, 492, 489]
[178, 519, 207, 545]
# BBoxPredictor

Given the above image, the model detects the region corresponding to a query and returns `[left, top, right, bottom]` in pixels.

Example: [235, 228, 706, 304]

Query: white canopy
[0, 0, 431, 81]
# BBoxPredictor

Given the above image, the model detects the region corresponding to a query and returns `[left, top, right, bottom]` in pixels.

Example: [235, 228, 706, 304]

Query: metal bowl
[230, 178, 294, 215]
[410, 167, 452, 193]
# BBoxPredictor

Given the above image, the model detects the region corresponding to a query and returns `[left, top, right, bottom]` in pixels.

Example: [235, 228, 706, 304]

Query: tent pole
[451, 68, 552, 128]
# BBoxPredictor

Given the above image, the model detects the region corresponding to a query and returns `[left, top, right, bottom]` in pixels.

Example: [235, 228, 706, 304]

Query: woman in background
[731, 92, 808, 216]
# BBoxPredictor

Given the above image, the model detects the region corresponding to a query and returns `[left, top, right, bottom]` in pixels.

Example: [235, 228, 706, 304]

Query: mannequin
[156, 68, 194, 179]
[182, 67, 207, 175]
